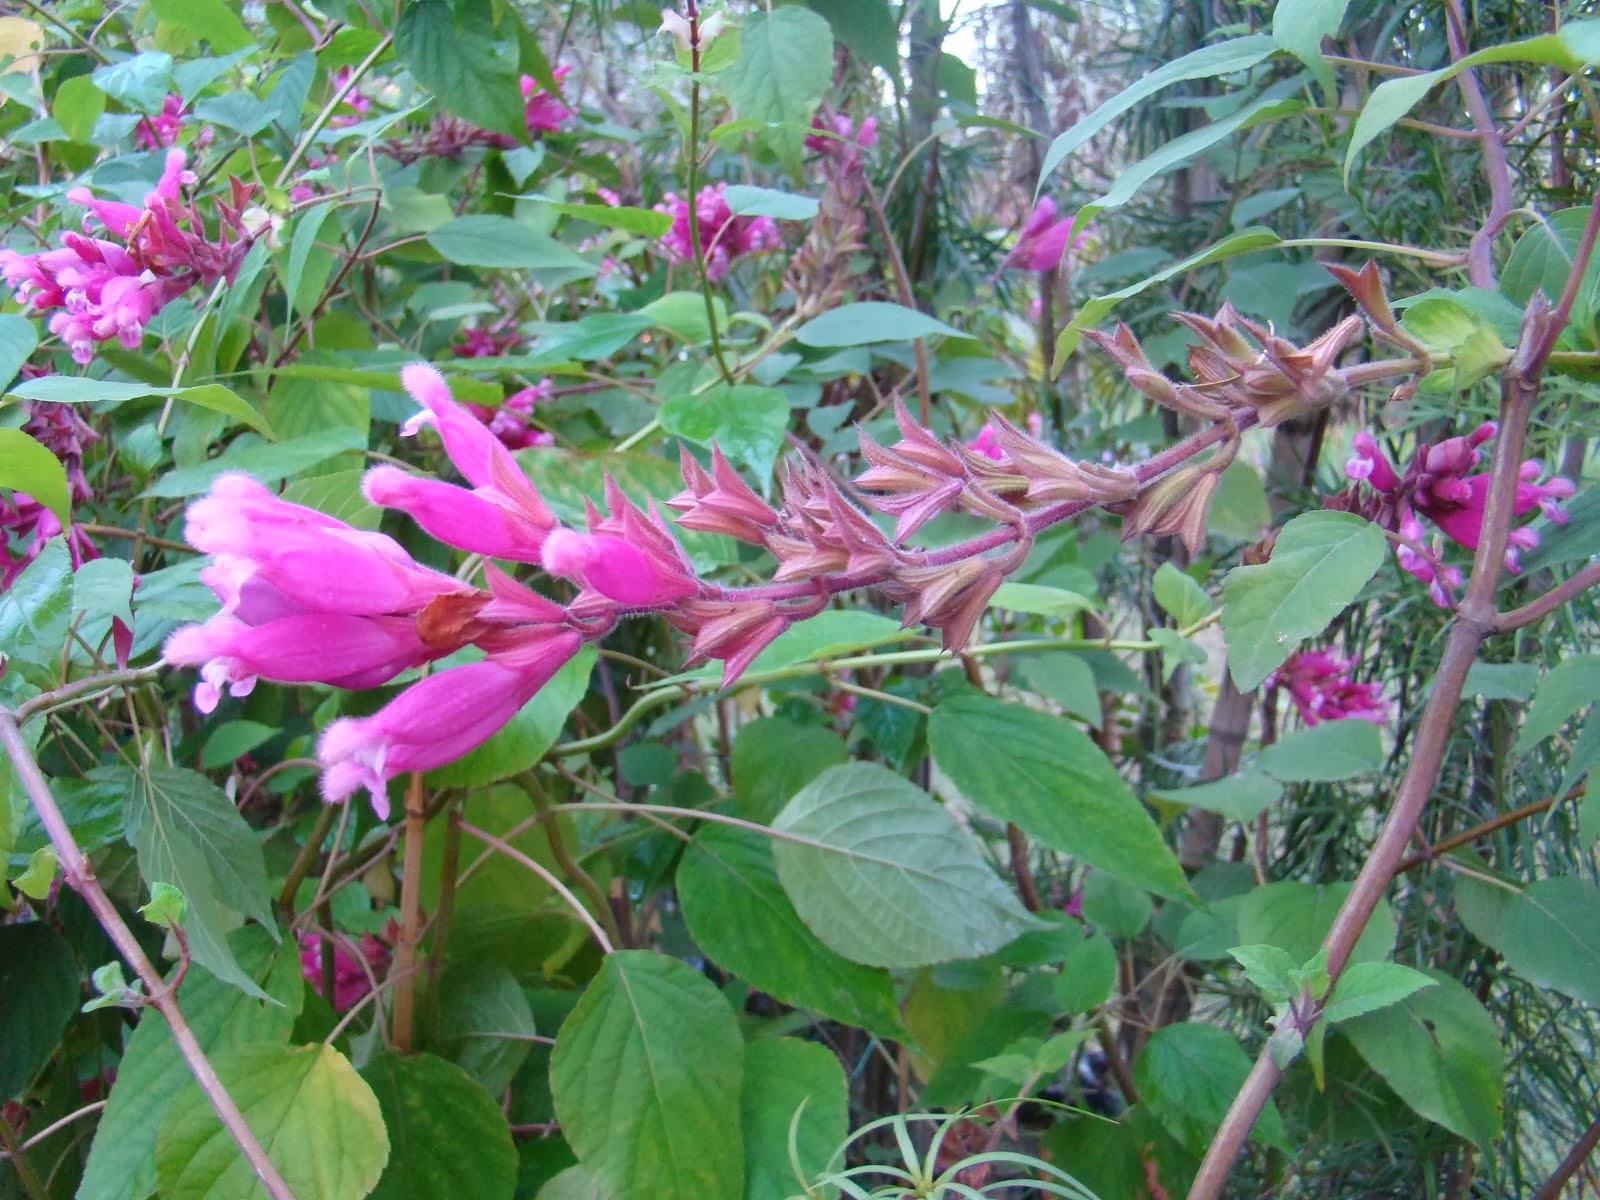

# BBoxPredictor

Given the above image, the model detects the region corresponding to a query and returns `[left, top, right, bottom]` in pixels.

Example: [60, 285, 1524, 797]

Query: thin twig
[456, 819, 615, 954]
[1494, 561, 1600, 631]
[0, 711, 297, 1200]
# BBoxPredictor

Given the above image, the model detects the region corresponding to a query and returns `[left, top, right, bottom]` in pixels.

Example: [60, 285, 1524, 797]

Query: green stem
[525, 773, 623, 949]
[684, 20, 734, 384]
[274, 33, 393, 189]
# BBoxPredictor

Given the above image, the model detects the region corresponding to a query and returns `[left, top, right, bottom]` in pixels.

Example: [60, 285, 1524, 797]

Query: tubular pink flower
[521, 65, 575, 133]
[164, 613, 433, 713]
[1266, 650, 1389, 726]
[318, 633, 583, 817]
[542, 527, 696, 606]
[362, 466, 551, 562]
[1002, 198, 1087, 273]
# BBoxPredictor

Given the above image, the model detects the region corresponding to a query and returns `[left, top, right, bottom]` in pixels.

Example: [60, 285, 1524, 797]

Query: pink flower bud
[542, 527, 696, 606]
[363, 465, 550, 563]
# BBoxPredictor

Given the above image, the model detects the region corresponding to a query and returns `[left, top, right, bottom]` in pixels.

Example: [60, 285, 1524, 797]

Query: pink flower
[1266, 650, 1389, 726]
[1002, 197, 1088, 273]
[542, 527, 696, 606]
[655, 183, 782, 280]
[165, 473, 471, 711]
[520, 66, 574, 133]
[329, 67, 373, 129]
[465, 379, 555, 450]
[452, 325, 519, 358]
[297, 930, 390, 1011]
[805, 112, 877, 158]
[318, 633, 582, 817]
[1342, 422, 1575, 596]
[966, 412, 1043, 461]
[134, 94, 187, 150]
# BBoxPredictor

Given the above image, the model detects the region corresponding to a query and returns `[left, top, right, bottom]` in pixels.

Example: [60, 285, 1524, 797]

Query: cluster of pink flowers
[133, 94, 212, 151]
[655, 182, 782, 280]
[467, 381, 556, 450]
[1342, 422, 1574, 604]
[296, 929, 392, 1011]
[805, 112, 877, 162]
[967, 412, 1043, 461]
[0, 150, 258, 364]
[521, 67, 574, 133]
[2, 401, 99, 589]
[329, 67, 374, 129]
[1002, 197, 1089, 273]
[1266, 649, 1389, 726]
[451, 324, 520, 358]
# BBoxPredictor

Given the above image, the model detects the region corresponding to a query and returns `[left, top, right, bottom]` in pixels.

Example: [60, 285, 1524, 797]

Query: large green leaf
[740, 1038, 847, 1200]
[1222, 511, 1386, 690]
[8, 377, 272, 438]
[77, 927, 303, 1200]
[1150, 771, 1282, 823]
[1498, 875, 1600, 1006]
[794, 302, 973, 348]
[0, 923, 78, 1101]
[0, 429, 70, 527]
[1339, 970, 1504, 1147]
[360, 1051, 517, 1200]
[1522, 483, 1600, 571]
[659, 384, 790, 479]
[1038, 36, 1278, 185]
[1514, 654, 1600, 753]
[0, 312, 38, 388]
[550, 951, 745, 1200]
[1257, 719, 1384, 782]
[394, 0, 525, 138]
[929, 694, 1190, 900]
[123, 766, 277, 999]
[143, 429, 364, 498]
[730, 717, 848, 823]
[427, 216, 596, 274]
[1234, 881, 1395, 965]
[1272, 0, 1347, 92]
[427, 645, 596, 788]
[433, 960, 537, 1096]
[1135, 1022, 1289, 1152]
[771, 762, 1046, 968]
[678, 824, 904, 1039]
[722, 7, 833, 129]
[807, 0, 899, 74]
[156, 1043, 388, 1200]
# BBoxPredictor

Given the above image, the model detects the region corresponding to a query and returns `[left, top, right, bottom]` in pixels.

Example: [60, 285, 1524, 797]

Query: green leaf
[1151, 770, 1282, 823]
[740, 1038, 847, 1200]
[92, 50, 175, 112]
[1055, 933, 1117, 1012]
[1015, 653, 1101, 720]
[929, 694, 1190, 901]
[0, 429, 70, 527]
[148, 0, 254, 52]
[395, 0, 525, 138]
[528, 197, 673, 237]
[0, 313, 37, 386]
[427, 645, 595, 788]
[433, 961, 537, 1097]
[1257, 719, 1384, 782]
[550, 950, 745, 1200]
[78, 927, 303, 1200]
[140, 882, 189, 930]
[989, 581, 1097, 620]
[144, 428, 364, 498]
[730, 717, 848, 823]
[1497, 875, 1600, 1006]
[283, 202, 336, 330]
[359, 1051, 517, 1200]
[13, 845, 56, 899]
[74, 556, 135, 626]
[659, 384, 790, 479]
[427, 216, 596, 274]
[723, 184, 819, 220]
[1038, 36, 1277, 186]
[1271, 0, 1347, 93]
[772, 762, 1046, 968]
[1235, 881, 1396, 965]
[807, 0, 899, 74]
[0, 923, 78, 1100]
[1080, 871, 1153, 938]
[1515, 654, 1600, 752]
[1339, 970, 1504, 1147]
[1344, 23, 1600, 180]
[794, 302, 973, 348]
[678, 824, 904, 1039]
[1135, 1022, 1290, 1152]
[1153, 561, 1212, 628]
[1399, 297, 1511, 388]
[1053, 227, 1282, 371]
[1462, 661, 1540, 702]
[123, 766, 276, 1000]
[1321, 961, 1437, 1024]
[52, 72, 106, 142]
[1228, 944, 1299, 1003]
[722, 7, 833, 129]
[1222, 510, 1386, 690]
[156, 1043, 388, 1200]
[638, 292, 729, 343]
[1523, 483, 1600, 570]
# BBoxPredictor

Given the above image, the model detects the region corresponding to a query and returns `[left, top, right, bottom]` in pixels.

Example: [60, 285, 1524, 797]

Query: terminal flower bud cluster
[1341, 421, 1573, 602]
[1084, 299, 1364, 429]
[0, 150, 259, 363]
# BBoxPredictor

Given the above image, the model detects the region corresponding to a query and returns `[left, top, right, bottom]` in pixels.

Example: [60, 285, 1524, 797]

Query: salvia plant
[2, 1, 1599, 1198]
